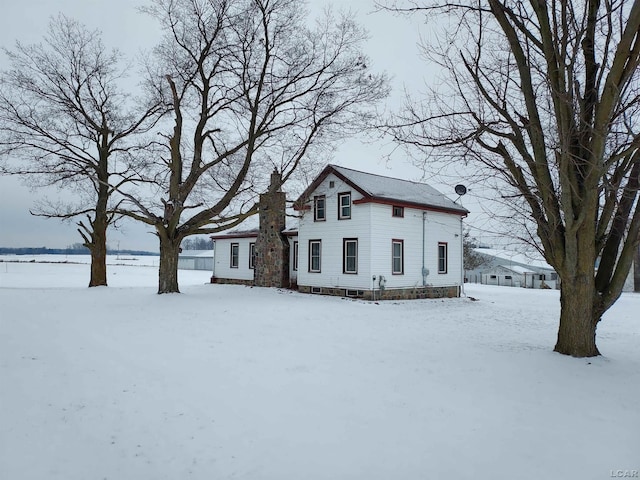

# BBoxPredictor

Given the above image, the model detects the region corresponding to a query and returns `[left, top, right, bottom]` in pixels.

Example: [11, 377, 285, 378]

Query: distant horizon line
[0, 247, 159, 255]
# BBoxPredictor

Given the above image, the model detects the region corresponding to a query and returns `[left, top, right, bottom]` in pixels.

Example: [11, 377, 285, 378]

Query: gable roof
[294, 164, 468, 215]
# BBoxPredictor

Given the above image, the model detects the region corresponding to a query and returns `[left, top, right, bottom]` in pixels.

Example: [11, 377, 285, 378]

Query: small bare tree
[380, 1, 640, 356]
[0, 15, 163, 286]
[117, 0, 389, 293]
[463, 230, 488, 273]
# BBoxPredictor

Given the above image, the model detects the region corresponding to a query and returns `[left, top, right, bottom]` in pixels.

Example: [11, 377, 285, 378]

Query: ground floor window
[230, 243, 239, 268]
[249, 242, 256, 269]
[292, 241, 298, 271]
[343, 238, 358, 274]
[392, 239, 404, 274]
[309, 240, 321, 273]
[438, 242, 448, 274]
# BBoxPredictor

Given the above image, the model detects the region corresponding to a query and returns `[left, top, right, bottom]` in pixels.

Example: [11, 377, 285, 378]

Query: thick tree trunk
[88, 144, 110, 287]
[554, 275, 601, 357]
[88, 220, 108, 287]
[158, 235, 181, 294]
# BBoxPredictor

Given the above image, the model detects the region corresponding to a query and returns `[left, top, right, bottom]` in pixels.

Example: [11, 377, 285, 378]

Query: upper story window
[438, 242, 448, 274]
[230, 243, 239, 268]
[338, 192, 351, 220]
[314, 195, 326, 221]
[392, 205, 404, 218]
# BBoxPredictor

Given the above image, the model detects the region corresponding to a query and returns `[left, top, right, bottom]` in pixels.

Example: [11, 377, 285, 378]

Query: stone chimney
[254, 170, 290, 287]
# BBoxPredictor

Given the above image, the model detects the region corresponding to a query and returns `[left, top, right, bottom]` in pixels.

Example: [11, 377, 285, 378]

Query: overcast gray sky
[0, 0, 476, 252]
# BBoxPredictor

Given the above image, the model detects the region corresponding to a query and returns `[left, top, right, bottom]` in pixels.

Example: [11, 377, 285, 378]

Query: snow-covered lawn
[1, 257, 639, 480]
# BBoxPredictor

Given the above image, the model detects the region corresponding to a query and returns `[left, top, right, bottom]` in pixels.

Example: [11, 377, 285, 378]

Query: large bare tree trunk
[158, 233, 181, 294]
[87, 148, 110, 287]
[88, 219, 108, 287]
[554, 276, 601, 357]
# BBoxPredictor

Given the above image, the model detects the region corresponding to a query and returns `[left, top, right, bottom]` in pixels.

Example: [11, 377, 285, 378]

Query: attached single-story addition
[211, 165, 469, 300]
[209, 228, 298, 286]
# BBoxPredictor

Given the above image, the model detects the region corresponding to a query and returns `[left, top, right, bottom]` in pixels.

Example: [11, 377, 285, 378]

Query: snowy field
[1, 256, 639, 480]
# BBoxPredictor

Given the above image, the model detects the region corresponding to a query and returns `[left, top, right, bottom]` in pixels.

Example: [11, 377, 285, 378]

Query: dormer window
[338, 192, 351, 219]
[314, 195, 326, 221]
[392, 205, 404, 217]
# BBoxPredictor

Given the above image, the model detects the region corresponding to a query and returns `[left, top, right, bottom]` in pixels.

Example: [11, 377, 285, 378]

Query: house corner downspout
[460, 216, 465, 297]
[422, 212, 427, 286]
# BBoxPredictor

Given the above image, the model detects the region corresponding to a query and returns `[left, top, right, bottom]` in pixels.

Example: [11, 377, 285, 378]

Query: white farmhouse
[211, 165, 469, 300]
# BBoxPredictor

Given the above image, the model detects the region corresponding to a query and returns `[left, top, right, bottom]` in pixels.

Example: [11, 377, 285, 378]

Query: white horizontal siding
[369, 204, 464, 289]
[212, 237, 255, 281]
[297, 173, 372, 290]
[293, 172, 464, 293]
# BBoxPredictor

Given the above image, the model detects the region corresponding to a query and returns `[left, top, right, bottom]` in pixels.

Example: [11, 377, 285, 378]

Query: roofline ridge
[331, 164, 437, 187]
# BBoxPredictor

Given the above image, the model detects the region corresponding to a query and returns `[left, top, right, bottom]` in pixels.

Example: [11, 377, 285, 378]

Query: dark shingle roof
[296, 164, 469, 215]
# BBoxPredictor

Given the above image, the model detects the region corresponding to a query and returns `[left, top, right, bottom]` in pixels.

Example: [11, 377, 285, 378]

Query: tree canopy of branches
[117, 0, 389, 294]
[0, 15, 162, 286]
[381, 0, 640, 357]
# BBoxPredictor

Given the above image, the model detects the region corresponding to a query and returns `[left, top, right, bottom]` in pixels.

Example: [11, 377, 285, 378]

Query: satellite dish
[454, 184, 467, 196]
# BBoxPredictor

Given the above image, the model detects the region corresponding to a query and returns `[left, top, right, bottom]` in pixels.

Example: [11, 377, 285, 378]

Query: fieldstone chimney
[254, 170, 290, 287]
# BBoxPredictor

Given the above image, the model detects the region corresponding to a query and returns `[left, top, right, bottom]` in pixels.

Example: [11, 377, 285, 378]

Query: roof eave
[354, 197, 469, 216]
[210, 230, 259, 240]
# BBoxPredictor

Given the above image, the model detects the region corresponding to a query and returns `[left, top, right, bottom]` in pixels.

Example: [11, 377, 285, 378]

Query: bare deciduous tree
[380, 1, 640, 356]
[117, 0, 389, 294]
[181, 237, 212, 250]
[0, 15, 163, 286]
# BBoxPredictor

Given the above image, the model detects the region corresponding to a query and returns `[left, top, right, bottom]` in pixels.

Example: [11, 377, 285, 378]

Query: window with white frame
[249, 242, 256, 269]
[343, 238, 358, 274]
[338, 192, 351, 219]
[314, 195, 326, 221]
[309, 240, 321, 272]
[438, 242, 448, 274]
[392, 239, 404, 274]
[230, 243, 239, 268]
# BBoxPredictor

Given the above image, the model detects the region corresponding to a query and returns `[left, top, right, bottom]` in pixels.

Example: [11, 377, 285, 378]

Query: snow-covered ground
[1, 256, 638, 480]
